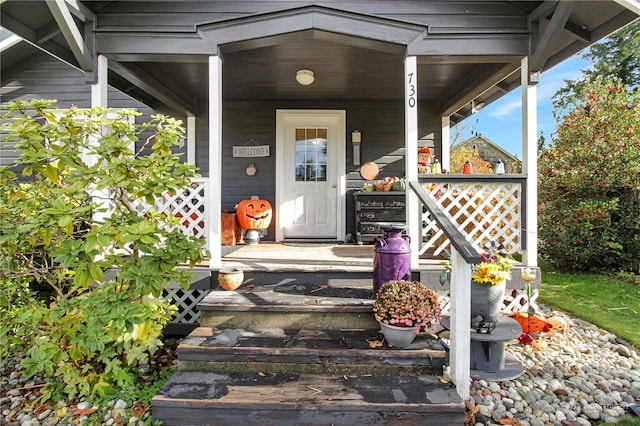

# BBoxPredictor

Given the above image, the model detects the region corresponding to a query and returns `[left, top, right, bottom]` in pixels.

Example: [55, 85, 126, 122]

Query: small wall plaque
[245, 163, 257, 176]
[233, 145, 270, 158]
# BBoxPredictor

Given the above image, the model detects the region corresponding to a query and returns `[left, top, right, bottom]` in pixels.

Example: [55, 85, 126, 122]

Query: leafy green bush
[0, 277, 41, 361]
[539, 79, 640, 272]
[0, 100, 206, 400]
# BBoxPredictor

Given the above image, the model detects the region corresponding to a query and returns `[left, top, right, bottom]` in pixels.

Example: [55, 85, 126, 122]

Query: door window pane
[294, 128, 327, 182]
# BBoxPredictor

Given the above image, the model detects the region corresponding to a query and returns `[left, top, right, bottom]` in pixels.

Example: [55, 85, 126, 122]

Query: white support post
[449, 248, 471, 400]
[91, 54, 108, 109]
[88, 54, 109, 224]
[441, 117, 451, 171]
[187, 115, 196, 165]
[521, 57, 538, 267]
[404, 55, 420, 270]
[208, 55, 223, 268]
[86, 54, 108, 166]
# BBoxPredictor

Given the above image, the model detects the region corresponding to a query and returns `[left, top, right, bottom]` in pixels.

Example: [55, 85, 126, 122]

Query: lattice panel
[163, 288, 208, 324]
[91, 180, 209, 251]
[155, 180, 208, 243]
[420, 182, 521, 257]
[504, 288, 539, 313]
[437, 288, 538, 316]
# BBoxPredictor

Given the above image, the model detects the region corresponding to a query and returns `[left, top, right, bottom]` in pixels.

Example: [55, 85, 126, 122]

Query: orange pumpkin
[236, 199, 273, 230]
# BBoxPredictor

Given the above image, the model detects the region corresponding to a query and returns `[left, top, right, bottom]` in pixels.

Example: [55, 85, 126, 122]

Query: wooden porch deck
[218, 242, 443, 273]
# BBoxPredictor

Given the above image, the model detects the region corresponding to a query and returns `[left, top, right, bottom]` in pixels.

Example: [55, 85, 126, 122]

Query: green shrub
[539, 79, 640, 272]
[0, 100, 206, 400]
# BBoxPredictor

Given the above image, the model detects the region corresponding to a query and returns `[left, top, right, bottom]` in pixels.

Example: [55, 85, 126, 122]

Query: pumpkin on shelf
[391, 178, 406, 192]
[374, 176, 405, 192]
[236, 198, 273, 230]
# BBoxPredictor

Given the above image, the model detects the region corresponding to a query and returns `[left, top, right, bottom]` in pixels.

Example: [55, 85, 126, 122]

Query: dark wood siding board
[194, 98, 210, 176]
[96, 14, 246, 31]
[14, 60, 80, 70]
[346, 102, 409, 236]
[221, 102, 278, 239]
[419, 111, 443, 162]
[405, 16, 529, 30]
[3, 85, 90, 96]
[7, 73, 87, 84]
[410, 36, 529, 56]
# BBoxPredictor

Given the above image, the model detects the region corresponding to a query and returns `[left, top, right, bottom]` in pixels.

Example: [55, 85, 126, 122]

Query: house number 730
[407, 72, 416, 108]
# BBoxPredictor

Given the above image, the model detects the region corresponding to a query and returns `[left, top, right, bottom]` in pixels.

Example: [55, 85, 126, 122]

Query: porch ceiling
[1, 1, 638, 122]
[146, 38, 488, 103]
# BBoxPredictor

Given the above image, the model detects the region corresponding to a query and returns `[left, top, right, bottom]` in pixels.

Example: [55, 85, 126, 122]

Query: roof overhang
[1, 1, 638, 122]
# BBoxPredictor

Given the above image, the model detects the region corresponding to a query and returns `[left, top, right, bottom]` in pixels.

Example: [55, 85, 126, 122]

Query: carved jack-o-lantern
[236, 199, 273, 230]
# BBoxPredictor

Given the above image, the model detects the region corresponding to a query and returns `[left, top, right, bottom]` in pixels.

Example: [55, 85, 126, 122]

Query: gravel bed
[1, 339, 180, 426]
[466, 306, 640, 425]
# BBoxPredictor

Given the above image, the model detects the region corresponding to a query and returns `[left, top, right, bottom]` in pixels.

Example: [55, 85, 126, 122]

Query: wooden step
[238, 270, 376, 286]
[153, 282, 465, 425]
[198, 283, 379, 330]
[151, 371, 465, 426]
[177, 327, 448, 376]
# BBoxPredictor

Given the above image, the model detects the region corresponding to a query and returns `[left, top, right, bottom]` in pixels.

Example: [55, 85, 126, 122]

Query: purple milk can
[372, 227, 411, 294]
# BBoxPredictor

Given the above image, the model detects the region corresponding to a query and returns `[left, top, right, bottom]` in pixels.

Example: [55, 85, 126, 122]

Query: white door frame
[275, 109, 346, 241]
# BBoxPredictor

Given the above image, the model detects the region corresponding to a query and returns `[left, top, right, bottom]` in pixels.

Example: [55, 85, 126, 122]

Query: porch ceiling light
[296, 69, 315, 85]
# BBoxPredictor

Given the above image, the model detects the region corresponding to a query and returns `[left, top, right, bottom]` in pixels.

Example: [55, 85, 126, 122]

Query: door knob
[332, 184, 337, 188]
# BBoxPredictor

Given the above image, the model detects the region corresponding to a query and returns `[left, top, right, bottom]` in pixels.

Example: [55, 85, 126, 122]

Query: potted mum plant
[373, 280, 442, 347]
[470, 241, 513, 325]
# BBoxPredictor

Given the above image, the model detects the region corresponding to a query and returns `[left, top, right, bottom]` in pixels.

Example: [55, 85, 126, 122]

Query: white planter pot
[379, 321, 417, 348]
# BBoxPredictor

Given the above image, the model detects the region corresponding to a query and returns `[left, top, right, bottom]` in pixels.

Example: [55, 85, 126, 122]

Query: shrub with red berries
[539, 78, 640, 272]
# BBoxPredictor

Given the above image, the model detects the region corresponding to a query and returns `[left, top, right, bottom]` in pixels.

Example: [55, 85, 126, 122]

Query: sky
[453, 54, 593, 159]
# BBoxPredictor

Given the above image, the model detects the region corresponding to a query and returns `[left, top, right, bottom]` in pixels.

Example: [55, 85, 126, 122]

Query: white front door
[276, 110, 345, 241]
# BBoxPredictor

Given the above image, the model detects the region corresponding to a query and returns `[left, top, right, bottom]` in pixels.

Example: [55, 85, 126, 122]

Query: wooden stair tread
[200, 283, 374, 313]
[152, 371, 464, 425]
[179, 327, 448, 368]
[154, 281, 465, 425]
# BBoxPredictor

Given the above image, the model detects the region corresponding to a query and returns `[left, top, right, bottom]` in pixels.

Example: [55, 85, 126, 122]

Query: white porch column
[404, 55, 420, 269]
[441, 117, 451, 171]
[521, 57, 538, 267]
[85, 54, 108, 166]
[187, 115, 196, 165]
[208, 55, 223, 268]
[450, 249, 471, 400]
[88, 55, 110, 223]
[91, 54, 108, 109]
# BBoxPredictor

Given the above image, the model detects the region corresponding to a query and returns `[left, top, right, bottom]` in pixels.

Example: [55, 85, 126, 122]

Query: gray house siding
[0, 55, 183, 175]
[194, 99, 441, 241]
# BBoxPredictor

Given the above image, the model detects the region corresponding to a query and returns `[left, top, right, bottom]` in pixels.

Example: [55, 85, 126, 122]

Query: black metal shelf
[354, 192, 406, 244]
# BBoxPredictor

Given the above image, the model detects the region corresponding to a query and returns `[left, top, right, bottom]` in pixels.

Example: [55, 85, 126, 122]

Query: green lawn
[538, 263, 640, 348]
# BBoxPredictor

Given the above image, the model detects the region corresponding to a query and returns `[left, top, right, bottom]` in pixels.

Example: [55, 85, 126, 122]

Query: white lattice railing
[413, 176, 537, 317]
[94, 179, 210, 326]
[163, 286, 209, 324]
[146, 179, 210, 326]
[155, 178, 209, 250]
[418, 176, 525, 257]
[436, 287, 538, 317]
[97, 178, 210, 251]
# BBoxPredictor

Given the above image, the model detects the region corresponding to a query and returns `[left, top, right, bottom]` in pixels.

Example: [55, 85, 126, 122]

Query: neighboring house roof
[454, 135, 521, 164]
